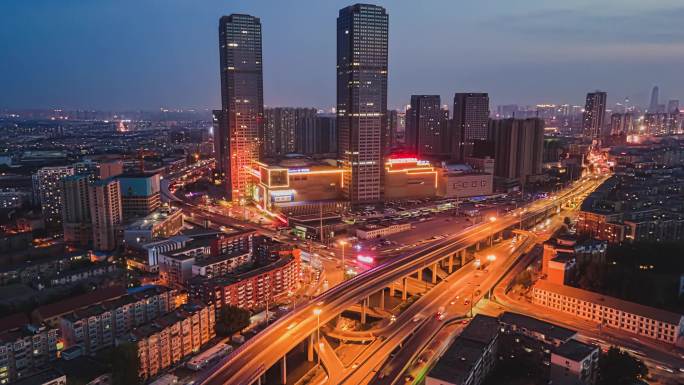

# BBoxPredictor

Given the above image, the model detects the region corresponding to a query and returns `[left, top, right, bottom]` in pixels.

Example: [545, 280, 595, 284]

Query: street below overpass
[195, 177, 604, 385]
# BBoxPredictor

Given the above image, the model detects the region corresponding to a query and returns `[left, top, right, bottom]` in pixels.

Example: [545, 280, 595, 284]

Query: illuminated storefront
[250, 158, 346, 212]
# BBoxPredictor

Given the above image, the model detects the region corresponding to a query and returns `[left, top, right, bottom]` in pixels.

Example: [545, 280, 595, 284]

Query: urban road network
[186, 176, 604, 385]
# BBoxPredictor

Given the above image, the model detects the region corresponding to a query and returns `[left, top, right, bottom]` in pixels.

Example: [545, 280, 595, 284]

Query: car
[405, 375, 414, 382]
[412, 314, 423, 322]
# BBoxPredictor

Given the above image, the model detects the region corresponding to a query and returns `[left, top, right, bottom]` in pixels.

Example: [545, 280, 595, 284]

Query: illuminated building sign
[288, 168, 311, 174]
[270, 189, 295, 203]
[387, 157, 431, 166]
[388, 157, 418, 164]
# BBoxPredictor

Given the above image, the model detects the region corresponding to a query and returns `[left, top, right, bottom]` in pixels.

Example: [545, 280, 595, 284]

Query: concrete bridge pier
[402, 277, 408, 300]
[281, 356, 287, 385]
[307, 334, 314, 362]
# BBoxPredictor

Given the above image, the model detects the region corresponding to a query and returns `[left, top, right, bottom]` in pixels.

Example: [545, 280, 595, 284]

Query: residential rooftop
[534, 280, 683, 325]
[553, 339, 598, 362]
[500, 311, 577, 342]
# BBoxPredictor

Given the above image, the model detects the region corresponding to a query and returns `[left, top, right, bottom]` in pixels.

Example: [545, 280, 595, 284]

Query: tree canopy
[598, 347, 648, 385]
[217, 305, 251, 336]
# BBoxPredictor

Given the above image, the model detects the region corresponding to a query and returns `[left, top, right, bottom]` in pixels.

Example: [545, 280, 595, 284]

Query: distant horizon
[2, 0, 684, 110]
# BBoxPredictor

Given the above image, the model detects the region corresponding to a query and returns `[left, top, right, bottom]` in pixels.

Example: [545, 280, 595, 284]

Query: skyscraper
[263, 107, 316, 157]
[89, 178, 122, 251]
[489, 118, 544, 186]
[406, 95, 449, 157]
[219, 14, 264, 201]
[337, 4, 388, 204]
[582, 91, 607, 140]
[62, 174, 92, 246]
[451, 93, 490, 160]
[649, 86, 659, 112]
[34, 166, 75, 229]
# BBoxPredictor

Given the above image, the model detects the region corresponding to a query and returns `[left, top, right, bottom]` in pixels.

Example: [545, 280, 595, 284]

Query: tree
[515, 269, 533, 288]
[217, 305, 251, 336]
[108, 343, 141, 385]
[598, 347, 648, 385]
[563, 216, 572, 226]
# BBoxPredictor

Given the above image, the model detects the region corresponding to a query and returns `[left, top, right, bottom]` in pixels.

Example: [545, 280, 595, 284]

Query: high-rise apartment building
[34, 166, 75, 229]
[314, 113, 338, 155]
[451, 93, 490, 160]
[117, 173, 161, 220]
[337, 4, 389, 204]
[295, 113, 339, 156]
[490, 118, 544, 186]
[406, 95, 449, 157]
[218, 14, 264, 201]
[582, 91, 607, 140]
[609, 113, 634, 136]
[263, 107, 317, 157]
[62, 174, 92, 246]
[89, 178, 122, 251]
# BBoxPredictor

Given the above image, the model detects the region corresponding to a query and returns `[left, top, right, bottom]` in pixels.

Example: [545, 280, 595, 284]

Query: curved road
[198, 179, 602, 385]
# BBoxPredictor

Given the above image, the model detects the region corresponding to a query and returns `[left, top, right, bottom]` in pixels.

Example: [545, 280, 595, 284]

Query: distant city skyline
[2, 0, 684, 110]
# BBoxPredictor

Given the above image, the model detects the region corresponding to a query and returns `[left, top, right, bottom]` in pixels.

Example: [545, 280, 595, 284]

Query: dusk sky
[2, 0, 684, 111]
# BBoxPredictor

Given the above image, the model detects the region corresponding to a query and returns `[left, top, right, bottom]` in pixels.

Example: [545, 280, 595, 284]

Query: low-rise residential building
[127, 302, 215, 381]
[44, 263, 118, 289]
[58, 286, 183, 355]
[31, 287, 128, 325]
[12, 369, 65, 385]
[499, 311, 577, 347]
[426, 315, 500, 385]
[191, 250, 251, 279]
[533, 280, 684, 345]
[0, 253, 91, 286]
[188, 251, 301, 311]
[550, 339, 600, 385]
[0, 314, 61, 384]
[157, 230, 255, 286]
[577, 170, 684, 243]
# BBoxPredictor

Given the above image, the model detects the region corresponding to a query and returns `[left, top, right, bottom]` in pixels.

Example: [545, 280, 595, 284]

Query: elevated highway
[198, 177, 604, 385]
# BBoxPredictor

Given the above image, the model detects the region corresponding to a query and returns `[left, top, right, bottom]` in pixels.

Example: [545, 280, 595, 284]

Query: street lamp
[313, 308, 322, 366]
[338, 240, 348, 281]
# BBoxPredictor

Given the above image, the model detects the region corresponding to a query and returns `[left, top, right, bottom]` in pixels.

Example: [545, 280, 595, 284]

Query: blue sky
[2, 0, 683, 110]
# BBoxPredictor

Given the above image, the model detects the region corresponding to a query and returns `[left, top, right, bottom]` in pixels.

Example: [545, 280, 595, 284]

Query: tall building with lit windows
[218, 14, 264, 201]
[34, 166, 75, 229]
[337, 4, 388, 204]
[89, 178, 122, 251]
[582, 91, 607, 140]
[451, 93, 490, 160]
[406, 95, 449, 157]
